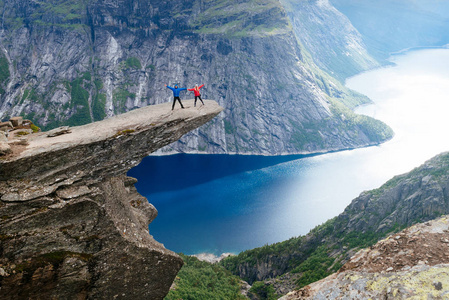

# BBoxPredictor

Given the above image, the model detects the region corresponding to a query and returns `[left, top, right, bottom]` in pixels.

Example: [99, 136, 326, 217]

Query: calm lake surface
[128, 48, 449, 256]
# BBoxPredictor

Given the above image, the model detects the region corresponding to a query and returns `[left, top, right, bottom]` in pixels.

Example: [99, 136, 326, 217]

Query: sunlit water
[128, 48, 449, 256]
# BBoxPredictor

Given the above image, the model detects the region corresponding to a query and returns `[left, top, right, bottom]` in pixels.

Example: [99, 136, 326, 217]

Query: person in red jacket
[188, 84, 205, 107]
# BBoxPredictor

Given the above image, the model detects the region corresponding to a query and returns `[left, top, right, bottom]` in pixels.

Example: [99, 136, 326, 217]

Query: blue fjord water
[128, 48, 449, 256]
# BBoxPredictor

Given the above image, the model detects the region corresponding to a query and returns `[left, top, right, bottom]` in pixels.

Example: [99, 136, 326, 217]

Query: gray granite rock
[9, 116, 23, 127]
[47, 126, 72, 137]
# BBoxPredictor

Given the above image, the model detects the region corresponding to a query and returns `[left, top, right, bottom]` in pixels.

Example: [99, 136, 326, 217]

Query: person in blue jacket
[165, 84, 187, 110]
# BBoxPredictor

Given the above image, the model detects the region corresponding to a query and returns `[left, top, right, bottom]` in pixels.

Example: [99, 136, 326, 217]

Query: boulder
[47, 126, 71, 137]
[0, 131, 7, 142]
[0, 141, 11, 156]
[9, 116, 23, 127]
[14, 138, 29, 146]
[0, 121, 13, 132]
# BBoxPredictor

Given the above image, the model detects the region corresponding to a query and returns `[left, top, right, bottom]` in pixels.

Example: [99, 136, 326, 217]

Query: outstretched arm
[199, 84, 204, 89]
[187, 88, 194, 91]
[180, 87, 187, 91]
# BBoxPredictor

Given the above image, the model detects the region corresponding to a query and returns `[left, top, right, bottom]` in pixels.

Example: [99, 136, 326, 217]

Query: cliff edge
[0, 100, 223, 299]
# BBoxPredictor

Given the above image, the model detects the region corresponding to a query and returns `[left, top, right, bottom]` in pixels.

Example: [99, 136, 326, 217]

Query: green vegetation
[224, 119, 236, 134]
[0, 52, 10, 88]
[328, 98, 394, 143]
[249, 281, 278, 299]
[92, 93, 106, 121]
[113, 88, 135, 114]
[94, 79, 103, 91]
[81, 71, 91, 81]
[146, 64, 156, 71]
[291, 245, 341, 287]
[124, 57, 142, 70]
[32, 0, 86, 25]
[21, 89, 30, 103]
[190, 0, 291, 38]
[222, 213, 403, 290]
[289, 119, 326, 149]
[66, 76, 91, 126]
[0, 0, 87, 29]
[15, 131, 30, 136]
[165, 254, 247, 300]
[92, 79, 107, 121]
[220, 152, 449, 291]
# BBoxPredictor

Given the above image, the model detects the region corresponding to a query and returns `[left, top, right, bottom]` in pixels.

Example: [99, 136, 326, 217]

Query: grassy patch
[92, 93, 106, 121]
[224, 119, 235, 134]
[124, 57, 142, 70]
[289, 120, 327, 150]
[329, 98, 393, 143]
[146, 64, 156, 71]
[65, 76, 91, 126]
[0, 52, 10, 86]
[191, 0, 290, 38]
[15, 131, 30, 136]
[30, 123, 40, 133]
[113, 88, 135, 114]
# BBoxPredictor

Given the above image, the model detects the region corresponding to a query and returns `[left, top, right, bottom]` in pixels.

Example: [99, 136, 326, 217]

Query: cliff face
[222, 151, 449, 295]
[0, 0, 391, 155]
[0, 100, 223, 299]
[282, 0, 379, 80]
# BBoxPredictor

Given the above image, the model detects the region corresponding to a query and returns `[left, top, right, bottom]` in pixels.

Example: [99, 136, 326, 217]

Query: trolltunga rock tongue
[0, 100, 222, 299]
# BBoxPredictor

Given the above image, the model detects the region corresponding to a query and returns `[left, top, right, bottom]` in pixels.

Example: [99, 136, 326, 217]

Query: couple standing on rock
[165, 83, 205, 110]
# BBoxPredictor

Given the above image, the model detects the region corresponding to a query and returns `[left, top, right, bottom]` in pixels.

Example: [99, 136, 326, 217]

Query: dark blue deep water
[127, 154, 311, 255]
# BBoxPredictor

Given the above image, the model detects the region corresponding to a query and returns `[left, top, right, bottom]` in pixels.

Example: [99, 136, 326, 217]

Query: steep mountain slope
[0, 0, 391, 155]
[221, 151, 449, 296]
[330, 0, 449, 60]
[281, 0, 379, 80]
[283, 216, 449, 299]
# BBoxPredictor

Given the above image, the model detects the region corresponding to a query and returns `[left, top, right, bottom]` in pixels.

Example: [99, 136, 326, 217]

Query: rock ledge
[0, 100, 223, 299]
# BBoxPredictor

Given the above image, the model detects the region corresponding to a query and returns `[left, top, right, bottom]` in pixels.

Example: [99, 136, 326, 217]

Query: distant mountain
[330, 0, 449, 59]
[221, 151, 449, 296]
[0, 0, 391, 155]
[282, 0, 379, 81]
